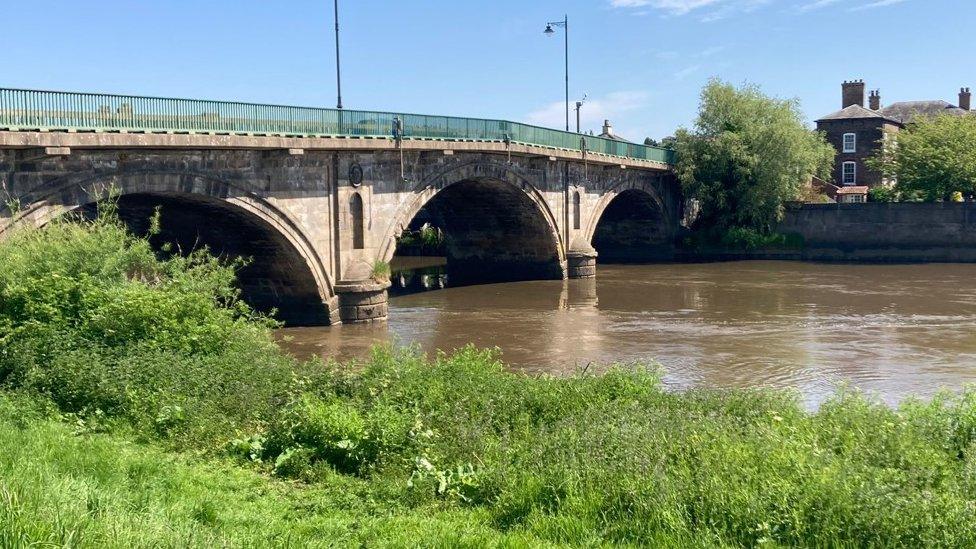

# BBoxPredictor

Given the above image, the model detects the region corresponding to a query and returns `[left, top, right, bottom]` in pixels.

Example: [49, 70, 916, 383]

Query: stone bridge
[0, 92, 680, 325]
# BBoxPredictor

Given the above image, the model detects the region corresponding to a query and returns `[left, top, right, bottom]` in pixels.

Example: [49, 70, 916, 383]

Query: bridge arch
[378, 160, 566, 285]
[582, 180, 675, 262]
[1, 172, 335, 325]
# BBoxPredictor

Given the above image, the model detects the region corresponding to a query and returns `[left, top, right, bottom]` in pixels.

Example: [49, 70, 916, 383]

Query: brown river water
[277, 260, 976, 407]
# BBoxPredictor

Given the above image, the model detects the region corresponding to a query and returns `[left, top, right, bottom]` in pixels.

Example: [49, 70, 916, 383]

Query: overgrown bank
[3, 211, 976, 546]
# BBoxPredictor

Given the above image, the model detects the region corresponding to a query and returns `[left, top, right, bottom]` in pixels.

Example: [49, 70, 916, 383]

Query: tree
[872, 114, 976, 202]
[675, 79, 834, 234]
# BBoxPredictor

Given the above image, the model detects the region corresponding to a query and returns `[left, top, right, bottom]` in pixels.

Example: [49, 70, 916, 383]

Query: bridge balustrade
[0, 88, 674, 164]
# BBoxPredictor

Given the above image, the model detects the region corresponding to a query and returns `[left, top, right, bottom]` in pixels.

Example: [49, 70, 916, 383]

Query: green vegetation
[675, 79, 834, 238]
[683, 228, 805, 252]
[4, 209, 976, 546]
[868, 185, 898, 203]
[394, 225, 445, 256]
[873, 113, 976, 202]
[370, 259, 392, 283]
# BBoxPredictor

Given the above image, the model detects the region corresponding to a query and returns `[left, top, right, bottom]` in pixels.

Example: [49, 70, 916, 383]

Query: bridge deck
[0, 88, 674, 167]
[0, 130, 669, 171]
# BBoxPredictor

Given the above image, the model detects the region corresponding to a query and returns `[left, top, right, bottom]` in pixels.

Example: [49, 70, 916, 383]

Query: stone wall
[778, 203, 976, 262]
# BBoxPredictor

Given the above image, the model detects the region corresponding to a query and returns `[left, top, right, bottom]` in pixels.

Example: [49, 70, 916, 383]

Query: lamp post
[334, 0, 343, 109]
[574, 94, 586, 134]
[543, 15, 569, 132]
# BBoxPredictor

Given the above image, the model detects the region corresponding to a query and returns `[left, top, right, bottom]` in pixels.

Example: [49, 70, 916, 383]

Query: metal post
[563, 15, 569, 132]
[334, 0, 343, 110]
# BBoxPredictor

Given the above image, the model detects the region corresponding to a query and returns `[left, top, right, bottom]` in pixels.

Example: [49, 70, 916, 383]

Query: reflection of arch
[573, 191, 581, 230]
[2, 172, 335, 324]
[350, 191, 365, 250]
[377, 159, 566, 267]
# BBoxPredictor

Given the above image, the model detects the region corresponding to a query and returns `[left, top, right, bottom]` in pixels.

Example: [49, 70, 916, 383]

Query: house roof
[879, 101, 969, 124]
[598, 120, 632, 143]
[818, 101, 971, 125]
[836, 186, 869, 195]
[816, 104, 898, 123]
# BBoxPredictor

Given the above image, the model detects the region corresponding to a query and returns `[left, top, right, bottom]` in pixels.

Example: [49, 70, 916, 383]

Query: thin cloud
[674, 65, 702, 81]
[525, 91, 650, 138]
[798, 0, 910, 11]
[850, 0, 908, 10]
[797, 0, 841, 11]
[609, 0, 772, 21]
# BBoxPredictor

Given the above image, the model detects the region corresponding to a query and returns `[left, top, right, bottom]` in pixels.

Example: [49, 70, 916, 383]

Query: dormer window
[843, 133, 856, 153]
[842, 161, 857, 185]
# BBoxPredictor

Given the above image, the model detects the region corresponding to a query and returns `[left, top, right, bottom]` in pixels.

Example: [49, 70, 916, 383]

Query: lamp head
[544, 24, 555, 35]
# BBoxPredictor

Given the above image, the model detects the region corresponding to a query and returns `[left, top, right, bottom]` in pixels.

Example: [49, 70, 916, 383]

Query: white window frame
[842, 133, 856, 153]
[842, 161, 857, 185]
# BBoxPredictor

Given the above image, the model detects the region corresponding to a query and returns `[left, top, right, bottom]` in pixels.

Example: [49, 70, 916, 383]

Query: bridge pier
[335, 280, 391, 323]
[567, 249, 598, 279]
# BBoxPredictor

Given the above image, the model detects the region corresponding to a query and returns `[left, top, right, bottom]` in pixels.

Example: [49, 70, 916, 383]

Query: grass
[0, 394, 537, 548]
[3, 205, 976, 546]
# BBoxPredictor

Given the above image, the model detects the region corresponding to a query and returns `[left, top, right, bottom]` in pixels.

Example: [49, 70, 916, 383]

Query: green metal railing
[0, 88, 674, 164]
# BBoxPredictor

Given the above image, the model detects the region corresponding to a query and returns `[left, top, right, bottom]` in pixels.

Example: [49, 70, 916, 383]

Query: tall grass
[2, 207, 976, 546]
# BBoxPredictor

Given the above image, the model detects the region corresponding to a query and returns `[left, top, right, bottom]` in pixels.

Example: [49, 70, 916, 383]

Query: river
[277, 259, 976, 407]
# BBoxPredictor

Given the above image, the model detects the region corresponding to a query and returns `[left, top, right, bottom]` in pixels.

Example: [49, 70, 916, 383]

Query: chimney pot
[842, 80, 866, 108]
[960, 87, 972, 111]
[869, 89, 881, 111]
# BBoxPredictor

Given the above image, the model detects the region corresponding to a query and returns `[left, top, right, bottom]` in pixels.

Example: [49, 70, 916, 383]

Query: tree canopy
[873, 114, 976, 202]
[675, 79, 834, 233]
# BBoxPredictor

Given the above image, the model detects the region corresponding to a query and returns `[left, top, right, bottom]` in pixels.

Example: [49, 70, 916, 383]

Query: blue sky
[5, 0, 973, 141]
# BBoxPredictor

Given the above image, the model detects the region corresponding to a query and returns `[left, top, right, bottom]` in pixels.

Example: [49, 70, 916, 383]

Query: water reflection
[278, 262, 976, 407]
[389, 257, 449, 297]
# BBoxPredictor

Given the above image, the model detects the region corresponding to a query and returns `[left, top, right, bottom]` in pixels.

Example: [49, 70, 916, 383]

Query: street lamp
[334, 0, 343, 109]
[544, 15, 569, 132]
[574, 94, 587, 134]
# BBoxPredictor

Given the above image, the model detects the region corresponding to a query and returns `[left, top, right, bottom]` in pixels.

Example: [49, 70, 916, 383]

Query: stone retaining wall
[777, 203, 976, 262]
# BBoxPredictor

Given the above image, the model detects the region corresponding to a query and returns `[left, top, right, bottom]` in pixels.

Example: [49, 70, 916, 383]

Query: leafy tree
[872, 114, 976, 202]
[675, 79, 834, 233]
[643, 137, 659, 146]
[868, 186, 897, 203]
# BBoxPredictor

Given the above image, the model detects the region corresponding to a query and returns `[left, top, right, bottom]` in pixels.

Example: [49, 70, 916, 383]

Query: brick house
[816, 81, 971, 188]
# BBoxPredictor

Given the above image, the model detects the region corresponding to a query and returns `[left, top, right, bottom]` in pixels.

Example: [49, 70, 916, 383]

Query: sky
[5, 0, 974, 142]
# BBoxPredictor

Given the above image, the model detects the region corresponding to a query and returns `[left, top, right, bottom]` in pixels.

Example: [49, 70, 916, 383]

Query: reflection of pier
[390, 257, 450, 296]
[565, 277, 599, 309]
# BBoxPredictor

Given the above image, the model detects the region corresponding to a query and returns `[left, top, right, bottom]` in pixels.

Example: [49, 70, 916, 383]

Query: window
[847, 194, 866, 204]
[350, 192, 365, 249]
[572, 191, 581, 230]
[842, 133, 856, 153]
[842, 162, 857, 185]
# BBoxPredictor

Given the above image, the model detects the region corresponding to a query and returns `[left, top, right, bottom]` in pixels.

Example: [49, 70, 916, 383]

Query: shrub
[717, 227, 804, 251]
[869, 186, 898, 202]
[371, 260, 391, 283]
[0, 207, 295, 450]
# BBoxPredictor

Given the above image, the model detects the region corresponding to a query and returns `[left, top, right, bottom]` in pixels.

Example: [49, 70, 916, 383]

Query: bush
[716, 227, 804, 251]
[869, 186, 898, 202]
[0, 208, 295, 450]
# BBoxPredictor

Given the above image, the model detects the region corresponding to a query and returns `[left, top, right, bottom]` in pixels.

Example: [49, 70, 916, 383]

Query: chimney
[602, 119, 612, 136]
[961, 88, 972, 111]
[869, 90, 881, 111]
[842, 80, 866, 108]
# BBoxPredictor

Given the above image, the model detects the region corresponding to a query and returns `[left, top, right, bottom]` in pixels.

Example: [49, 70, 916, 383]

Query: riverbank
[4, 213, 976, 546]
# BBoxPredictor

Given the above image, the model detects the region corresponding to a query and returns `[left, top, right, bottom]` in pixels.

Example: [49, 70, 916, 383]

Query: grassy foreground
[3, 210, 976, 547]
